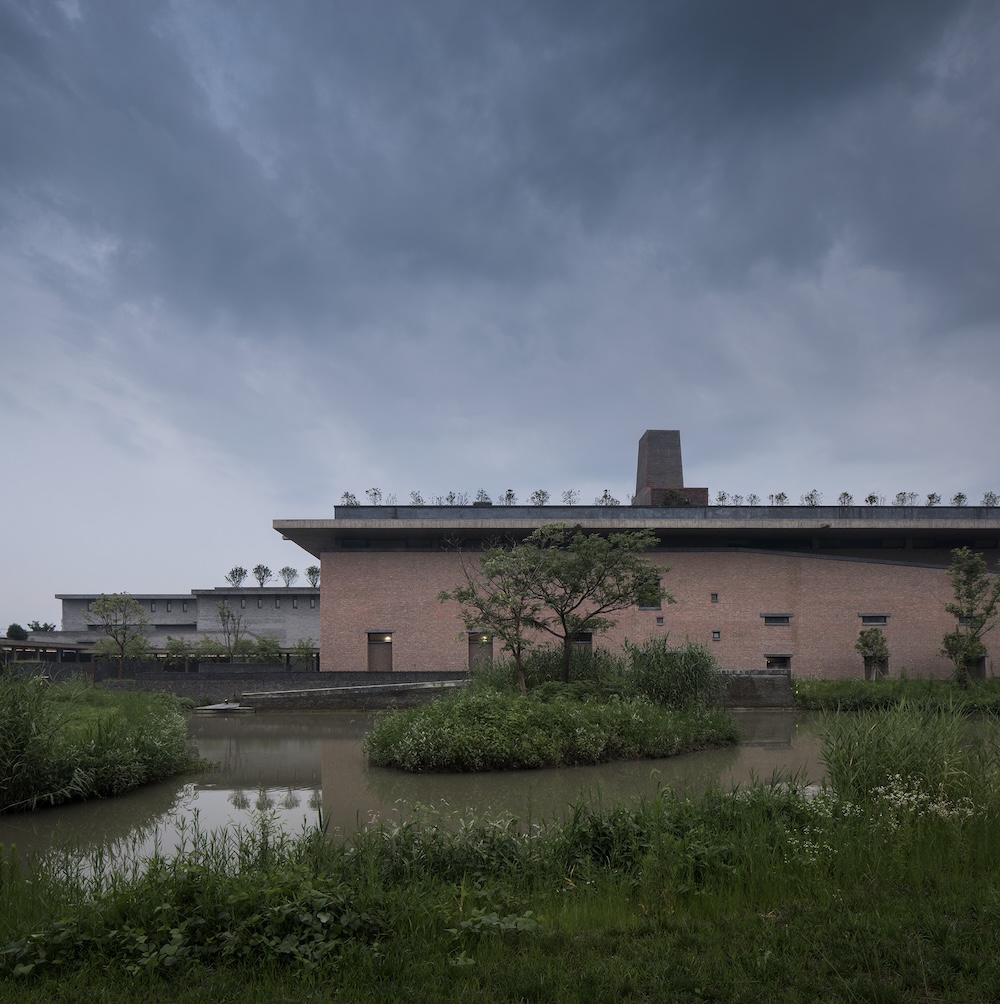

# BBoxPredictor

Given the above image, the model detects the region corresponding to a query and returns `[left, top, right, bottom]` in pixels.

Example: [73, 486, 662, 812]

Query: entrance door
[367, 633, 393, 672]
[468, 632, 493, 670]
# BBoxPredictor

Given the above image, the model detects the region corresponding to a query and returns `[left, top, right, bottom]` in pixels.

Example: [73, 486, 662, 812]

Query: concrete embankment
[15, 662, 794, 709]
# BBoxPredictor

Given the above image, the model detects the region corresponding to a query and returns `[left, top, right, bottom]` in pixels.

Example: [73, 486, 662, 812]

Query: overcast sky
[3, 0, 1000, 629]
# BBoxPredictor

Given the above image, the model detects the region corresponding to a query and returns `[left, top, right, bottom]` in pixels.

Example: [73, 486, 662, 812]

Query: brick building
[274, 431, 1000, 679]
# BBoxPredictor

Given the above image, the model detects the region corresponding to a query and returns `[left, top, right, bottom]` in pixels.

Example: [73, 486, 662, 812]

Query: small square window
[310, 597, 316, 609]
[275, 598, 281, 609]
[257, 598, 263, 609]
[712, 630, 721, 641]
[150, 601, 156, 613]
[240, 598, 246, 609]
[710, 592, 719, 603]
[656, 616, 664, 626]
[292, 597, 298, 609]
[182, 601, 188, 613]
[166, 601, 172, 613]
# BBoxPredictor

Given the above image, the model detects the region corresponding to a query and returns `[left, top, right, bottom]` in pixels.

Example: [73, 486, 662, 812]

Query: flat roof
[274, 505, 1000, 559]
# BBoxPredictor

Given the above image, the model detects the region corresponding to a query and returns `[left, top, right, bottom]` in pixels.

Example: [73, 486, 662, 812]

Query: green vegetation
[941, 545, 1000, 687]
[87, 593, 150, 677]
[854, 626, 889, 678]
[440, 522, 667, 689]
[366, 639, 733, 771]
[793, 675, 1000, 713]
[3, 706, 1000, 1001]
[0, 675, 201, 812]
[365, 691, 736, 771]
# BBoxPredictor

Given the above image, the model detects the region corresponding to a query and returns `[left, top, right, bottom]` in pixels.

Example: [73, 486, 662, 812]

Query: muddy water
[0, 710, 822, 861]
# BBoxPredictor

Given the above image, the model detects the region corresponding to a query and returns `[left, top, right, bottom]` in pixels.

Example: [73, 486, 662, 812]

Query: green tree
[855, 628, 890, 679]
[5, 623, 28, 640]
[87, 593, 150, 678]
[216, 602, 254, 661]
[27, 620, 56, 632]
[225, 566, 248, 588]
[279, 566, 299, 587]
[194, 635, 226, 662]
[252, 564, 273, 588]
[290, 637, 317, 670]
[253, 635, 282, 664]
[441, 524, 670, 688]
[440, 543, 547, 697]
[165, 635, 194, 672]
[941, 547, 1000, 687]
[521, 524, 669, 683]
[305, 565, 321, 588]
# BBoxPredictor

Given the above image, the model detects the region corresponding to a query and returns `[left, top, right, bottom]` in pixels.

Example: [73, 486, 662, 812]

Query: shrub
[364, 690, 737, 771]
[626, 637, 725, 708]
[0, 679, 200, 812]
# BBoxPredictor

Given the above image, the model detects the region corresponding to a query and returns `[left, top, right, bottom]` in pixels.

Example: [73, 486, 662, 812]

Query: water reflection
[0, 709, 822, 862]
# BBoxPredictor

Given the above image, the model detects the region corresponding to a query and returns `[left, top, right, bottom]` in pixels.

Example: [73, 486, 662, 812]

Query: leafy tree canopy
[941, 546, 1000, 687]
[441, 523, 670, 688]
[87, 593, 150, 677]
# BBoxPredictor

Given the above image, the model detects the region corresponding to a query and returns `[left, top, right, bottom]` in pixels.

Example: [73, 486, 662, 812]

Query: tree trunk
[561, 636, 573, 684]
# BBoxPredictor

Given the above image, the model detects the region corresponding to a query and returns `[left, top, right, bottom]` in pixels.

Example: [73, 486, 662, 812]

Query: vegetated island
[0, 673, 202, 813]
[364, 640, 739, 771]
[794, 674, 1000, 713]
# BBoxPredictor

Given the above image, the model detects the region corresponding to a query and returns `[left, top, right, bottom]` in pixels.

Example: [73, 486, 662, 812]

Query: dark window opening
[710, 592, 719, 603]
[860, 614, 888, 625]
[762, 614, 791, 626]
[766, 655, 791, 670]
[712, 630, 721, 641]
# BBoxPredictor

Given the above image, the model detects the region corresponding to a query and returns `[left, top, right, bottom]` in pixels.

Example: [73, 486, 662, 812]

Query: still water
[0, 710, 823, 861]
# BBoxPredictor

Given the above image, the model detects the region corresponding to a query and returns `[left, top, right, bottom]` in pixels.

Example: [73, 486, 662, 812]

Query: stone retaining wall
[719, 669, 795, 708]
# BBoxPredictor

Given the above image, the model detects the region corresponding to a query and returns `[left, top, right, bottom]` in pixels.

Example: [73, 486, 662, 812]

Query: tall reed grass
[471, 638, 725, 709]
[0, 675, 200, 812]
[794, 674, 1000, 713]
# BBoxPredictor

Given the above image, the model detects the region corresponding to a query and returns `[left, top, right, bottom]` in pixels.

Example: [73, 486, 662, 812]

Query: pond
[0, 709, 823, 862]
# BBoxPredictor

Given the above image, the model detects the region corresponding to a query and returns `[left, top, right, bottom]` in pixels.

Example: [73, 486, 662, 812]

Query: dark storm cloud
[4, 0, 990, 347]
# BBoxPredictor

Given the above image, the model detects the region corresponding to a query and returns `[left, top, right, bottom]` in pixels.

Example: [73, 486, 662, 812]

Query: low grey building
[55, 587, 320, 649]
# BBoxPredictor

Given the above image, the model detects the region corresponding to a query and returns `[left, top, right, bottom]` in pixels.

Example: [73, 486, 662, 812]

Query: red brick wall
[320, 549, 990, 679]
